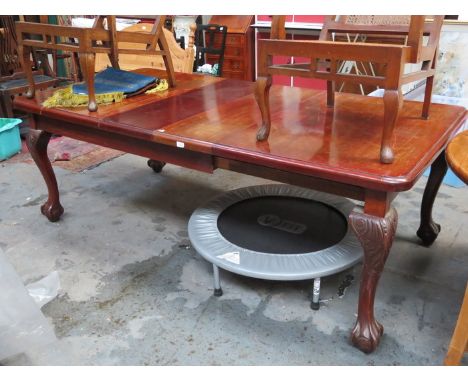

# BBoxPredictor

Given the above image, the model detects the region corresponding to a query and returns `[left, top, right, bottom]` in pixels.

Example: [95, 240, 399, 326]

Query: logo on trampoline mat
[257, 214, 307, 235]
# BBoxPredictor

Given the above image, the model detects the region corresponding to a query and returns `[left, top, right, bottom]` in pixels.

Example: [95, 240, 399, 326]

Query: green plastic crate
[0, 118, 22, 161]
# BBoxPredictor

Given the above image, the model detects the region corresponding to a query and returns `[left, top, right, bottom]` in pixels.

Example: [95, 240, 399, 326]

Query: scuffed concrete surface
[0, 154, 467, 365]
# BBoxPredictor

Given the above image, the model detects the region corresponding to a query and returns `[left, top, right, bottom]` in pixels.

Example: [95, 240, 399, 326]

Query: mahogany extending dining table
[14, 69, 467, 354]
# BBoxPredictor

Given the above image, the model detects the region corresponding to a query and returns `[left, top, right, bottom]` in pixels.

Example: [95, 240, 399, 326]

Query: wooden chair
[194, 24, 228, 76]
[255, 15, 444, 164]
[15, 15, 176, 112]
[444, 282, 468, 365]
[443, 132, 468, 365]
[0, 16, 61, 118]
[94, 22, 196, 74]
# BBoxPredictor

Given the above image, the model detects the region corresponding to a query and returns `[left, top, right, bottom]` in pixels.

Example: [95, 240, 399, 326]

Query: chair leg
[444, 284, 468, 366]
[1, 94, 15, 118]
[255, 75, 273, 141]
[422, 75, 434, 119]
[0, 95, 5, 117]
[381, 88, 403, 164]
[423, 50, 437, 120]
[107, 53, 120, 70]
[17, 45, 35, 99]
[158, 31, 177, 88]
[327, 80, 335, 108]
[79, 53, 97, 112]
[72, 52, 83, 82]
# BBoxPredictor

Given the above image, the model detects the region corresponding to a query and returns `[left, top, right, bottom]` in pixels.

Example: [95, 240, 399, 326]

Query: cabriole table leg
[417, 151, 448, 246]
[26, 129, 64, 222]
[349, 207, 398, 353]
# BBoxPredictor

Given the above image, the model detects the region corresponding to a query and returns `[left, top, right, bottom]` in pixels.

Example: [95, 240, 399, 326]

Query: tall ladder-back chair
[194, 24, 228, 77]
[255, 15, 444, 164]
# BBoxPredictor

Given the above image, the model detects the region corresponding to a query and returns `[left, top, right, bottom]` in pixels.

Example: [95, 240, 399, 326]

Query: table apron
[32, 115, 399, 215]
[215, 157, 366, 202]
[33, 115, 216, 174]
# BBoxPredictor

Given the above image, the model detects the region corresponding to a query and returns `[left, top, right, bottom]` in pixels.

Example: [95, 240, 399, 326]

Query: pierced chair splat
[255, 15, 444, 164]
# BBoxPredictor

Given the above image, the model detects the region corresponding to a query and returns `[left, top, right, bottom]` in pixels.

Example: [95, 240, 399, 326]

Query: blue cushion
[72, 67, 157, 95]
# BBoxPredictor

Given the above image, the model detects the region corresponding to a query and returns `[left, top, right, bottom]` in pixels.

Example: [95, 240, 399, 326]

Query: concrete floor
[0, 153, 467, 365]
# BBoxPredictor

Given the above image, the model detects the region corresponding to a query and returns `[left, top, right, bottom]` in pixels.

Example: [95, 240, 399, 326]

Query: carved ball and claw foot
[147, 159, 166, 173]
[351, 317, 384, 354]
[417, 221, 441, 247]
[349, 207, 398, 353]
[40, 200, 64, 222]
[26, 129, 64, 222]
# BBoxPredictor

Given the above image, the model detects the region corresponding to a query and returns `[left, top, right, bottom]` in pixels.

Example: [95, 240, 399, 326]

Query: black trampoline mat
[217, 196, 348, 254]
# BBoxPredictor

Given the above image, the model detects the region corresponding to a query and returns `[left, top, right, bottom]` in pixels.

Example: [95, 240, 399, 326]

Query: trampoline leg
[213, 264, 223, 297]
[311, 278, 321, 310]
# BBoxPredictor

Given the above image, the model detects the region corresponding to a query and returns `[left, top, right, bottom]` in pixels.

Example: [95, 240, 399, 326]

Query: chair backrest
[0, 16, 22, 75]
[269, 15, 444, 64]
[194, 24, 228, 76]
[15, 15, 173, 74]
[92, 16, 166, 59]
[319, 15, 444, 63]
[94, 22, 196, 73]
[1, 15, 58, 79]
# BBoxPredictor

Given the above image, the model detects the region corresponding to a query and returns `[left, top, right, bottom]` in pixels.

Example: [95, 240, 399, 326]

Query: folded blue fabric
[72, 67, 158, 95]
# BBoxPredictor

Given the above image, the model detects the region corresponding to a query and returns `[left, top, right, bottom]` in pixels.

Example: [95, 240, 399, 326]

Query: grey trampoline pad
[188, 184, 363, 281]
[217, 196, 348, 254]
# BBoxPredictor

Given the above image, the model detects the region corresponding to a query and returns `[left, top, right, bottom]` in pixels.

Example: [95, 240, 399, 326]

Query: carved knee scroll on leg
[417, 151, 448, 246]
[349, 207, 398, 353]
[26, 130, 64, 222]
[255, 75, 272, 141]
[381, 89, 403, 164]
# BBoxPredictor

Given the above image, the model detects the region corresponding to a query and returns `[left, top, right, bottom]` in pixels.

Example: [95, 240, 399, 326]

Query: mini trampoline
[188, 184, 363, 309]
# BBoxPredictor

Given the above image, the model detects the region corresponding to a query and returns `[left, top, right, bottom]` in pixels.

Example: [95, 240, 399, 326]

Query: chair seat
[446, 131, 468, 184]
[0, 75, 56, 91]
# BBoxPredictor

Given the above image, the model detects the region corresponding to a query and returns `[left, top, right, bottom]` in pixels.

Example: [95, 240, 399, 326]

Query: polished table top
[15, 69, 467, 192]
